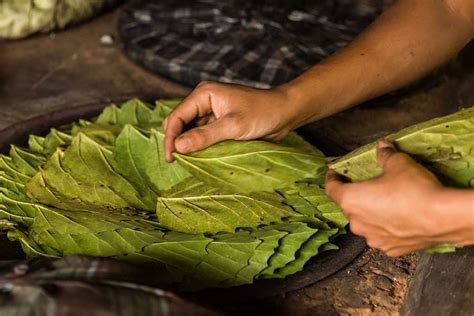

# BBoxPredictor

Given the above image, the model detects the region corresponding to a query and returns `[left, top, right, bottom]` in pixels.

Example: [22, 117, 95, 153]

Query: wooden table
[1, 7, 473, 315]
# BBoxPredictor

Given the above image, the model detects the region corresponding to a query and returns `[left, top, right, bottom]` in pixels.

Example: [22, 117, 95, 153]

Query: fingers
[174, 116, 240, 154]
[325, 169, 348, 205]
[164, 90, 213, 162]
[383, 243, 425, 257]
[376, 140, 423, 177]
[376, 139, 398, 168]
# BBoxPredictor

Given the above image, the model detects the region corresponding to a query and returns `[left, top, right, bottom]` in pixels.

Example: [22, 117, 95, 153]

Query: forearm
[281, 0, 474, 127]
[432, 188, 474, 246]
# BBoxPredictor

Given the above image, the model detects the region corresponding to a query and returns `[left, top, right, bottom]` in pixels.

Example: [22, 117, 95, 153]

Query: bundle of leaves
[0, 99, 347, 290]
[331, 107, 474, 253]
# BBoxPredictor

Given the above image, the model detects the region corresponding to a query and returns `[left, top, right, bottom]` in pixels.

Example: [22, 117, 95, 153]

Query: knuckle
[385, 250, 400, 257]
[338, 192, 353, 212]
[349, 222, 364, 236]
[388, 227, 410, 239]
[197, 80, 212, 87]
[366, 240, 380, 250]
[191, 128, 209, 144]
[388, 153, 410, 166]
[197, 81, 218, 93]
[366, 239, 382, 249]
[223, 114, 245, 135]
[325, 186, 338, 203]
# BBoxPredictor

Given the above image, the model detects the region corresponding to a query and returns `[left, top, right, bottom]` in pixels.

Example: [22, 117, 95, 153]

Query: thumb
[174, 116, 239, 154]
[376, 139, 398, 168]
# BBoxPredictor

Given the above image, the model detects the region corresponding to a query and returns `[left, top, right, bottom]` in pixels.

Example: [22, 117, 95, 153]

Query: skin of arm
[163, 0, 474, 256]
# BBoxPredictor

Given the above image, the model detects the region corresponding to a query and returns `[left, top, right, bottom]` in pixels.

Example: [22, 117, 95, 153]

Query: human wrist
[276, 79, 326, 129]
[430, 187, 474, 246]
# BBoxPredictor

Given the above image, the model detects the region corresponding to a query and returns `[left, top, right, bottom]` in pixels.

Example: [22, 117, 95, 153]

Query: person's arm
[283, 0, 474, 127]
[164, 0, 474, 161]
[325, 140, 474, 257]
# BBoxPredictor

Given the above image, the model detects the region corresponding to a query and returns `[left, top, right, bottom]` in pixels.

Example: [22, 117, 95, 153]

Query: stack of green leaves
[0, 99, 347, 290]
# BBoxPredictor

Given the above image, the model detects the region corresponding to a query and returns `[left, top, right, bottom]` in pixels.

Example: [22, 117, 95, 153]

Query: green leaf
[96, 99, 168, 126]
[280, 183, 348, 229]
[233, 229, 288, 285]
[0, 156, 31, 183]
[277, 132, 325, 157]
[273, 228, 338, 278]
[148, 99, 181, 121]
[331, 107, 474, 185]
[26, 150, 134, 211]
[7, 228, 59, 258]
[61, 133, 156, 210]
[111, 125, 161, 198]
[258, 222, 318, 278]
[9, 146, 46, 177]
[75, 123, 123, 146]
[163, 178, 220, 198]
[157, 191, 299, 234]
[42, 128, 72, 156]
[425, 243, 457, 253]
[145, 129, 191, 192]
[28, 135, 45, 153]
[174, 139, 326, 193]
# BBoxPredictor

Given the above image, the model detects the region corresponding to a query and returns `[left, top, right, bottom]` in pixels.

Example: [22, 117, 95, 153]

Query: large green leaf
[26, 150, 134, 211]
[331, 107, 474, 185]
[174, 138, 326, 193]
[157, 191, 299, 234]
[111, 125, 161, 198]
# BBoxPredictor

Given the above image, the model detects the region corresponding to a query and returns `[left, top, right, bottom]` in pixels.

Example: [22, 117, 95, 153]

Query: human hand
[325, 140, 446, 257]
[163, 81, 302, 162]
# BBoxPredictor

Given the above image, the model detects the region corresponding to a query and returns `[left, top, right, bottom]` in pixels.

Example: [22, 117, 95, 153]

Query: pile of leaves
[0, 99, 347, 290]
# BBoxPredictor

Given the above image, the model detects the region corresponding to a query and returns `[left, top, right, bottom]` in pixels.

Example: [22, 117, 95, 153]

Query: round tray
[118, 0, 388, 89]
[0, 100, 366, 299]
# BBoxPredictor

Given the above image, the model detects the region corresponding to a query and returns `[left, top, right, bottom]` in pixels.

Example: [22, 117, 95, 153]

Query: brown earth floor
[1, 7, 473, 316]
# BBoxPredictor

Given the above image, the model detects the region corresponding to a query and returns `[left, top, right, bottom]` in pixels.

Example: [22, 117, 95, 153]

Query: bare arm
[285, 0, 474, 126]
[164, 0, 474, 160]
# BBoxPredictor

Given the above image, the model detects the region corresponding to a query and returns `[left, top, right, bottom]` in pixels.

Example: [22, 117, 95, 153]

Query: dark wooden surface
[401, 247, 474, 316]
[0, 6, 473, 315]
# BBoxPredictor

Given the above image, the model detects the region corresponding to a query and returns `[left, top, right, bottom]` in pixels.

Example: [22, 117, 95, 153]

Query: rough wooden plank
[402, 246, 474, 316]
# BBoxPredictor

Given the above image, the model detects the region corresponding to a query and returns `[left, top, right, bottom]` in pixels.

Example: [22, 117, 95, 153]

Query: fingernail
[377, 139, 393, 149]
[176, 137, 192, 153]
